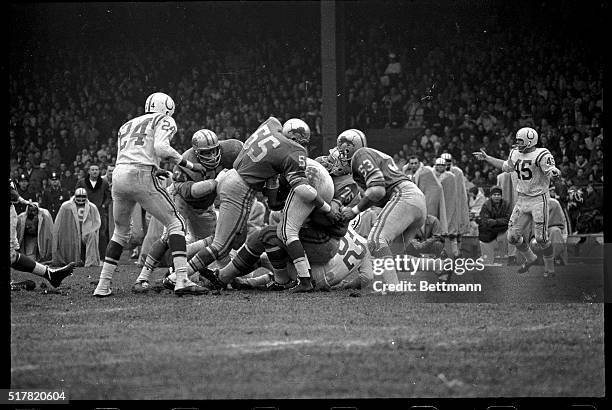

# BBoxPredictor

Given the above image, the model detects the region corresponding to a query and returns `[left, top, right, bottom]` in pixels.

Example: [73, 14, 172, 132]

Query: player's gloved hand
[28, 201, 39, 209]
[154, 168, 172, 179]
[472, 149, 488, 161]
[215, 169, 229, 185]
[341, 206, 357, 221]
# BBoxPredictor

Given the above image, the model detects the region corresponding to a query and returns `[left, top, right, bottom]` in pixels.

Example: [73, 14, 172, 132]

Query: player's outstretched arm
[342, 186, 385, 221]
[472, 149, 506, 170]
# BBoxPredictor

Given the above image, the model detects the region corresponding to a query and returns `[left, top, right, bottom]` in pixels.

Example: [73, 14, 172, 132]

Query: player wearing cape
[52, 188, 101, 267]
[431, 158, 459, 256]
[10, 180, 74, 289]
[403, 155, 448, 235]
[441, 152, 470, 255]
[16, 204, 54, 262]
[473, 127, 562, 277]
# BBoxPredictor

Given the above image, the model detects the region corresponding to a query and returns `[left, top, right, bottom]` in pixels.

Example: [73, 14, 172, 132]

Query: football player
[432, 157, 459, 256]
[440, 152, 470, 257]
[337, 129, 427, 288]
[132, 129, 243, 293]
[10, 180, 75, 288]
[473, 127, 561, 276]
[93, 92, 208, 297]
[196, 157, 338, 291]
[207, 158, 372, 292]
[189, 117, 334, 292]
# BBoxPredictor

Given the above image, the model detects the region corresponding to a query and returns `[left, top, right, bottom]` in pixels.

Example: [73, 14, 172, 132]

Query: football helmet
[192, 129, 221, 169]
[514, 127, 538, 152]
[144, 92, 176, 117]
[336, 129, 367, 166]
[328, 147, 351, 176]
[441, 152, 452, 170]
[74, 188, 87, 205]
[282, 118, 311, 146]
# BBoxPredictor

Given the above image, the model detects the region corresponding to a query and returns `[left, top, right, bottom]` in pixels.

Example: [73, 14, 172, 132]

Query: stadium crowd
[9, 3, 603, 272]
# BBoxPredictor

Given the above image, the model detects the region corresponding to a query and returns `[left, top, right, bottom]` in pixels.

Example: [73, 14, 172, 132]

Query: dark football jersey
[351, 147, 410, 201]
[233, 117, 308, 191]
[332, 174, 360, 207]
[173, 139, 243, 210]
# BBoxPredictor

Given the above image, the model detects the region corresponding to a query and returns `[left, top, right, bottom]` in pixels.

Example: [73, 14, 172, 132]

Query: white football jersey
[314, 225, 372, 287]
[504, 147, 556, 196]
[115, 112, 181, 167]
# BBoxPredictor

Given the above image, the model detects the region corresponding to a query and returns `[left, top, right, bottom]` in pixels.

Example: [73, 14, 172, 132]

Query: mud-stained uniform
[351, 147, 427, 257]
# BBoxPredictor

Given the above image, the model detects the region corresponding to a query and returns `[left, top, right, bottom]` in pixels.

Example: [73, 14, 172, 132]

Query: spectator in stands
[40, 171, 70, 221]
[477, 186, 511, 266]
[577, 184, 603, 233]
[61, 169, 78, 195]
[75, 164, 111, 257]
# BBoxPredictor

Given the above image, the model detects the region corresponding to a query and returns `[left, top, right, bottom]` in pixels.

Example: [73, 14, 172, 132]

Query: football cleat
[131, 280, 151, 294]
[199, 268, 227, 291]
[93, 286, 112, 298]
[44, 262, 75, 288]
[230, 277, 253, 290]
[162, 275, 175, 291]
[10, 279, 36, 291]
[517, 257, 539, 274]
[174, 278, 209, 296]
[265, 279, 296, 291]
[288, 277, 314, 293]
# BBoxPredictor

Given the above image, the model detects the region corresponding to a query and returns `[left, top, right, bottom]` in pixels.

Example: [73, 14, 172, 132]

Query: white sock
[32, 262, 48, 277]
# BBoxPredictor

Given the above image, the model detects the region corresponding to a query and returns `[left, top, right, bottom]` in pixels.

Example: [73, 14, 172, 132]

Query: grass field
[10, 256, 605, 400]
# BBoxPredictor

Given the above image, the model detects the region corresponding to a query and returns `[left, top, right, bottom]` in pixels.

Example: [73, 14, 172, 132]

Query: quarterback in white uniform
[93, 92, 208, 297]
[473, 127, 561, 276]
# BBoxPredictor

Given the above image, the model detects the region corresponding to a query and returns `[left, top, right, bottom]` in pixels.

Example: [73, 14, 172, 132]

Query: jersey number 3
[244, 125, 280, 163]
[514, 159, 533, 181]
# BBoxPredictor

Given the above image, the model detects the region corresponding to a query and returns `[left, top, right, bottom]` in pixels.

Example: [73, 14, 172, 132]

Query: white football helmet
[514, 127, 538, 152]
[282, 118, 311, 146]
[328, 147, 351, 176]
[74, 188, 88, 205]
[337, 129, 367, 166]
[144, 92, 176, 117]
